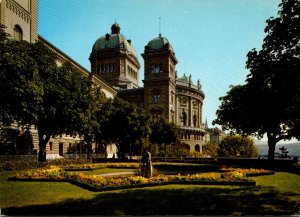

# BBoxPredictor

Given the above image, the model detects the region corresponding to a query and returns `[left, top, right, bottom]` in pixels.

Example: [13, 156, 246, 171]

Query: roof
[177, 74, 189, 82]
[92, 23, 138, 60]
[38, 35, 117, 97]
[146, 36, 174, 51]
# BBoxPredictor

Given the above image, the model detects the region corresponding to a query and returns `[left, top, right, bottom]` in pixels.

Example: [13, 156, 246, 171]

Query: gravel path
[96, 171, 136, 177]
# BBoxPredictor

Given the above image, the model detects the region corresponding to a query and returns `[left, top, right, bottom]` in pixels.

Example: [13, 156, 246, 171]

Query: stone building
[0, 0, 38, 43]
[1, 0, 210, 156]
[0, 0, 118, 158]
[90, 24, 207, 152]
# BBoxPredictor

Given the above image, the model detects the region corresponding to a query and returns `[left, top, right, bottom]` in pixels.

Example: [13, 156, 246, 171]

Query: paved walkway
[96, 171, 136, 177]
[95, 170, 179, 177]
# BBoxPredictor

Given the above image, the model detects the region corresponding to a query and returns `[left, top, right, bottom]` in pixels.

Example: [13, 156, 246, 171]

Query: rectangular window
[49, 142, 53, 151]
[153, 94, 160, 103]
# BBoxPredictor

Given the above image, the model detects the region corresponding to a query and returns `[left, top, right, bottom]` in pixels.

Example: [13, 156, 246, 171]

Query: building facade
[90, 24, 207, 152]
[1, 0, 211, 156]
[0, 0, 118, 158]
[0, 0, 38, 43]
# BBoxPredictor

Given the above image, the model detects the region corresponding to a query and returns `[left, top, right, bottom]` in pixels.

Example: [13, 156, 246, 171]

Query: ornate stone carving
[180, 96, 187, 106]
[6, 0, 30, 23]
[192, 100, 198, 109]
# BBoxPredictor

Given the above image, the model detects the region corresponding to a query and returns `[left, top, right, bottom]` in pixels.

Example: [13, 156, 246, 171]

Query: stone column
[199, 102, 202, 128]
[188, 96, 192, 127]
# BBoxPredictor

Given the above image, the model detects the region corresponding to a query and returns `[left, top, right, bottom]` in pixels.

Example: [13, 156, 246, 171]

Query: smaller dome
[177, 74, 188, 82]
[146, 36, 173, 51]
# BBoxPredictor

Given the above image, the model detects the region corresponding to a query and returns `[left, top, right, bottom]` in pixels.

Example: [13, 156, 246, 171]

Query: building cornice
[5, 0, 30, 23]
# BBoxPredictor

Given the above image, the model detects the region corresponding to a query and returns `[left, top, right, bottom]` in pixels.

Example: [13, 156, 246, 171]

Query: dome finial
[111, 22, 120, 34]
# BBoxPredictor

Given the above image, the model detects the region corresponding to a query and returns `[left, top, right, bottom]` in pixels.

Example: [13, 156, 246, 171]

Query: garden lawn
[1, 171, 300, 215]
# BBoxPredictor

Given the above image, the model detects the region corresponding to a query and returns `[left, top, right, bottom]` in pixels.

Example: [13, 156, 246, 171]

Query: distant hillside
[254, 140, 300, 157]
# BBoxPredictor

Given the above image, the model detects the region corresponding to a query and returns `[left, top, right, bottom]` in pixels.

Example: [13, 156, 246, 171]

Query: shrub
[218, 135, 258, 158]
[202, 141, 219, 157]
[0, 160, 44, 172]
[220, 166, 274, 177]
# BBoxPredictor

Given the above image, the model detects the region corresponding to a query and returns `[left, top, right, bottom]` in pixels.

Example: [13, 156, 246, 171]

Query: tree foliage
[0, 29, 43, 125]
[149, 118, 182, 160]
[94, 98, 151, 159]
[202, 141, 219, 157]
[0, 26, 103, 161]
[218, 135, 258, 158]
[213, 0, 300, 160]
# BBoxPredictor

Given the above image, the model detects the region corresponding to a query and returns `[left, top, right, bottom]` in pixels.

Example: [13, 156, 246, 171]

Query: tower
[89, 23, 140, 90]
[142, 35, 178, 122]
[0, 0, 38, 43]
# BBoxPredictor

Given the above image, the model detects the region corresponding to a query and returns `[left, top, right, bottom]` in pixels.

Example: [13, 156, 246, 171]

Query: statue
[141, 150, 152, 178]
[279, 146, 289, 159]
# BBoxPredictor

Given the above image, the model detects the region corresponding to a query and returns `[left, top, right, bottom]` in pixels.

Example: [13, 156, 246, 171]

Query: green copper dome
[177, 74, 188, 82]
[146, 36, 173, 51]
[92, 23, 138, 59]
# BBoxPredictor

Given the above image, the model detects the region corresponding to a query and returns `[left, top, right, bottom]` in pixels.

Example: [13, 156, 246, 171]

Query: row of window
[152, 94, 173, 104]
[127, 65, 137, 79]
[181, 134, 202, 141]
[180, 111, 198, 127]
[97, 63, 117, 73]
[150, 63, 164, 73]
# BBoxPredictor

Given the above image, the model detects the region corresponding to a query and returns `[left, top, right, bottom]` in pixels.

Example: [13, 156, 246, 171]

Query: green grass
[1, 170, 300, 215]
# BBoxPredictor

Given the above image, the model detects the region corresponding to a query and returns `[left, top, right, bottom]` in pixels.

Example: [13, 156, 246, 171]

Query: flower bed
[62, 163, 138, 171]
[220, 167, 275, 177]
[66, 172, 255, 192]
[12, 166, 255, 191]
[14, 166, 66, 180]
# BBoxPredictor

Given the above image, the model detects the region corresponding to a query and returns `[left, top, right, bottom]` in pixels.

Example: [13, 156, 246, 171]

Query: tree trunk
[267, 132, 277, 161]
[104, 144, 108, 158]
[37, 130, 50, 162]
[164, 144, 167, 163]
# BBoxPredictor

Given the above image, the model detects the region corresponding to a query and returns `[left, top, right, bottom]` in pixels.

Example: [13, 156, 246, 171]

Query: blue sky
[38, 0, 281, 128]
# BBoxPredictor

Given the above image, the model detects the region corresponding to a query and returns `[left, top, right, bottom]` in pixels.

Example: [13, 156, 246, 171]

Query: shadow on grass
[3, 185, 299, 216]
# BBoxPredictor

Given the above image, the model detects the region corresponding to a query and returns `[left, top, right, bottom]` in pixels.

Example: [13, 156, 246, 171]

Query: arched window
[193, 114, 197, 127]
[13, 25, 23, 41]
[181, 110, 187, 126]
[195, 144, 200, 152]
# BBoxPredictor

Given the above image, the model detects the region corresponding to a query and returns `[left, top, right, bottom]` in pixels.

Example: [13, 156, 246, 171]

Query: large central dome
[92, 23, 138, 60]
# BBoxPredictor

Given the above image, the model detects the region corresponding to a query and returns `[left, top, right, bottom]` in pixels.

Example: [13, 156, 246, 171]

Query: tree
[213, 0, 300, 160]
[218, 135, 258, 158]
[94, 98, 151, 160]
[32, 43, 102, 161]
[167, 143, 190, 157]
[0, 127, 20, 154]
[202, 141, 219, 157]
[0, 26, 102, 161]
[149, 118, 182, 161]
[0, 27, 43, 126]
